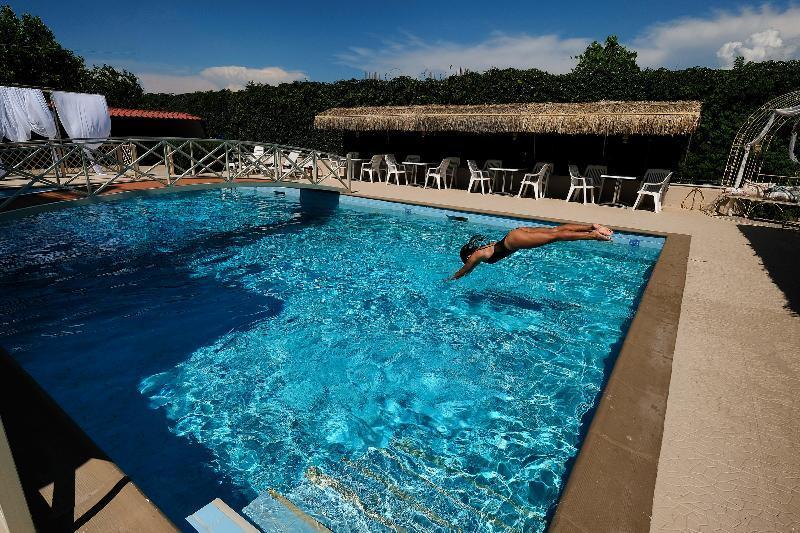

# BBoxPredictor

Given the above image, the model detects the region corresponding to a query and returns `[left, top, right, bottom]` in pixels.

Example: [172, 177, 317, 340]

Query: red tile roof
[108, 107, 202, 121]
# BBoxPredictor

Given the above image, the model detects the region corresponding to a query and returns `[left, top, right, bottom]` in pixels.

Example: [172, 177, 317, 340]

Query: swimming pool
[0, 186, 663, 531]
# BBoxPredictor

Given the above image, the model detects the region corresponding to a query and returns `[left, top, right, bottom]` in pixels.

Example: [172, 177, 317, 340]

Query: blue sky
[9, 1, 800, 92]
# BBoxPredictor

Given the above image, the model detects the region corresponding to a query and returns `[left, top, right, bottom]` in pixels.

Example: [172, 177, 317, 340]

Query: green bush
[141, 59, 800, 183]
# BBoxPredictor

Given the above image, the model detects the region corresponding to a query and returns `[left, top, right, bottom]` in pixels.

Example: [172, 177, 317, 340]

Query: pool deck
[2, 177, 799, 531]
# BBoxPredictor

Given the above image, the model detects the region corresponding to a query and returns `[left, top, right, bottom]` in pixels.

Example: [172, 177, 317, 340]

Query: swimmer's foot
[591, 229, 612, 241]
[593, 223, 613, 237]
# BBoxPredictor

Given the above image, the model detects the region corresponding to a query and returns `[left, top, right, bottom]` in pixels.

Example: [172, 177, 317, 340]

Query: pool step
[306, 464, 409, 530]
[388, 439, 543, 527]
[246, 439, 545, 531]
[268, 466, 393, 532]
[242, 489, 330, 532]
[345, 449, 484, 531]
[267, 461, 440, 532]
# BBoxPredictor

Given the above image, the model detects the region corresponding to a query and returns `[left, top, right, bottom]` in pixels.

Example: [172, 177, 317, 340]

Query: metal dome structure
[723, 89, 800, 188]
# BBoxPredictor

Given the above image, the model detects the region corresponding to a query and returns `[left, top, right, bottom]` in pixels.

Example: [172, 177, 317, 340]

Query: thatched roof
[315, 101, 702, 136]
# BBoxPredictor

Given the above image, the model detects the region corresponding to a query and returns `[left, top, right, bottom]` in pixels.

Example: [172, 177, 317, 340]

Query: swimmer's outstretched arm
[449, 254, 483, 280]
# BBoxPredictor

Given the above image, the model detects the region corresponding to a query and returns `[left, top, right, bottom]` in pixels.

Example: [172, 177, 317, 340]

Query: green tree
[572, 35, 640, 77]
[0, 5, 144, 107]
[84, 64, 144, 107]
[568, 36, 642, 101]
[0, 4, 85, 90]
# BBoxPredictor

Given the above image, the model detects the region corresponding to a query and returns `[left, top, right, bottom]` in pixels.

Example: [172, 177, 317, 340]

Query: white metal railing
[0, 137, 352, 211]
[722, 89, 800, 188]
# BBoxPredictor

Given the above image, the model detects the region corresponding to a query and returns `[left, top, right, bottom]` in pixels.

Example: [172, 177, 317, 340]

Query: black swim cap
[460, 234, 489, 263]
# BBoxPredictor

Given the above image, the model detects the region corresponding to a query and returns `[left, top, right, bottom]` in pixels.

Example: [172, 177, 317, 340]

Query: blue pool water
[0, 187, 662, 531]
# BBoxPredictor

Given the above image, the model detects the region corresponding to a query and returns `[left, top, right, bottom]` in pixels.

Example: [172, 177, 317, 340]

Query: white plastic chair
[517, 162, 553, 199]
[401, 154, 421, 184]
[249, 146, 267, 172]
[360, 155, 384, 182]
[483, 159, 503, 190]
[319, 155, 346, 182]
[280, 151, 303, 178]
[566, 164, 596, 204]
[424, 159, 450, 189]
[445, 157, 460, 188]
[482, 159, 502, 171]
[584, 165, 608, 198]
[385, 154, 408, 185]
[632, 169, 673, 213]
[467, 160, 492, 194]
[228, 145, 273, 176]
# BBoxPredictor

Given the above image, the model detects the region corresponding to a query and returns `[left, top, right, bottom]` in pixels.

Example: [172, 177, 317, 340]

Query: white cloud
[137, 73, 218, 94]
[339, 5, 800, 77]
[337, 32, 589, 76]
[199, 66, 308, 90]
[138, 65, 307, 93]
[631, 5, 800, 68]
[717, 29, 797, 67]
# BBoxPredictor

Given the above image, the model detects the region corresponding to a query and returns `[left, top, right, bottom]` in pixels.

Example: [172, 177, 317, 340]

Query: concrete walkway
[344, 181, 800, 532]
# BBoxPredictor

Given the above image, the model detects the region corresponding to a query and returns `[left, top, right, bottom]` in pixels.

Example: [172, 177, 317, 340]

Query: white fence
[0, 137, 351, 211]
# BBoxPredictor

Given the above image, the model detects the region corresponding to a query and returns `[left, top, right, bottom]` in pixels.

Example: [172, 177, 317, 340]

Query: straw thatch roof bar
[315, 101, 702, 136]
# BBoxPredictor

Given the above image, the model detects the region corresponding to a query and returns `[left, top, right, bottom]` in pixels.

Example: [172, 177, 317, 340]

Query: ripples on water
[0, 188, 662, 531]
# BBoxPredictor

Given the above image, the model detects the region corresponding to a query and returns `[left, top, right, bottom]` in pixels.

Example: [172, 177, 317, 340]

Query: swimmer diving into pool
[449, 223, 613, 280]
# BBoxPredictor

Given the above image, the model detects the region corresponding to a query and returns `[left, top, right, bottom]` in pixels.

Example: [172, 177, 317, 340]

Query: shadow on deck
[738, 224, 800, 316]
[0, 349, 177, 532]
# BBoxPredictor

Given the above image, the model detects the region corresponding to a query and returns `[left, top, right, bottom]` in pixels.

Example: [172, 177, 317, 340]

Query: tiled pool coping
[0, 181, 689, 531]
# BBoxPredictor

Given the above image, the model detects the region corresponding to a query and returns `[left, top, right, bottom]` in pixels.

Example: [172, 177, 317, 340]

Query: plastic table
[402, 161, 430, 186]
[348, 158, 366, 180]
[599, 174, 639, 207]
[489, 168, 524, 194]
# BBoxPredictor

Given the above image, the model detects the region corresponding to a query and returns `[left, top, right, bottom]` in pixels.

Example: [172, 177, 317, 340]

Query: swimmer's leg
[552, 230, 611, 242]
[521, 223, 613, 236]
[514, 229, 610, 250]
[553, 223, 594, 232]
[518, 223, 593, 234]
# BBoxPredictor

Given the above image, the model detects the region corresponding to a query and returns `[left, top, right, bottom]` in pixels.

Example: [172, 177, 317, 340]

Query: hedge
[141, 60, 800, 183]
